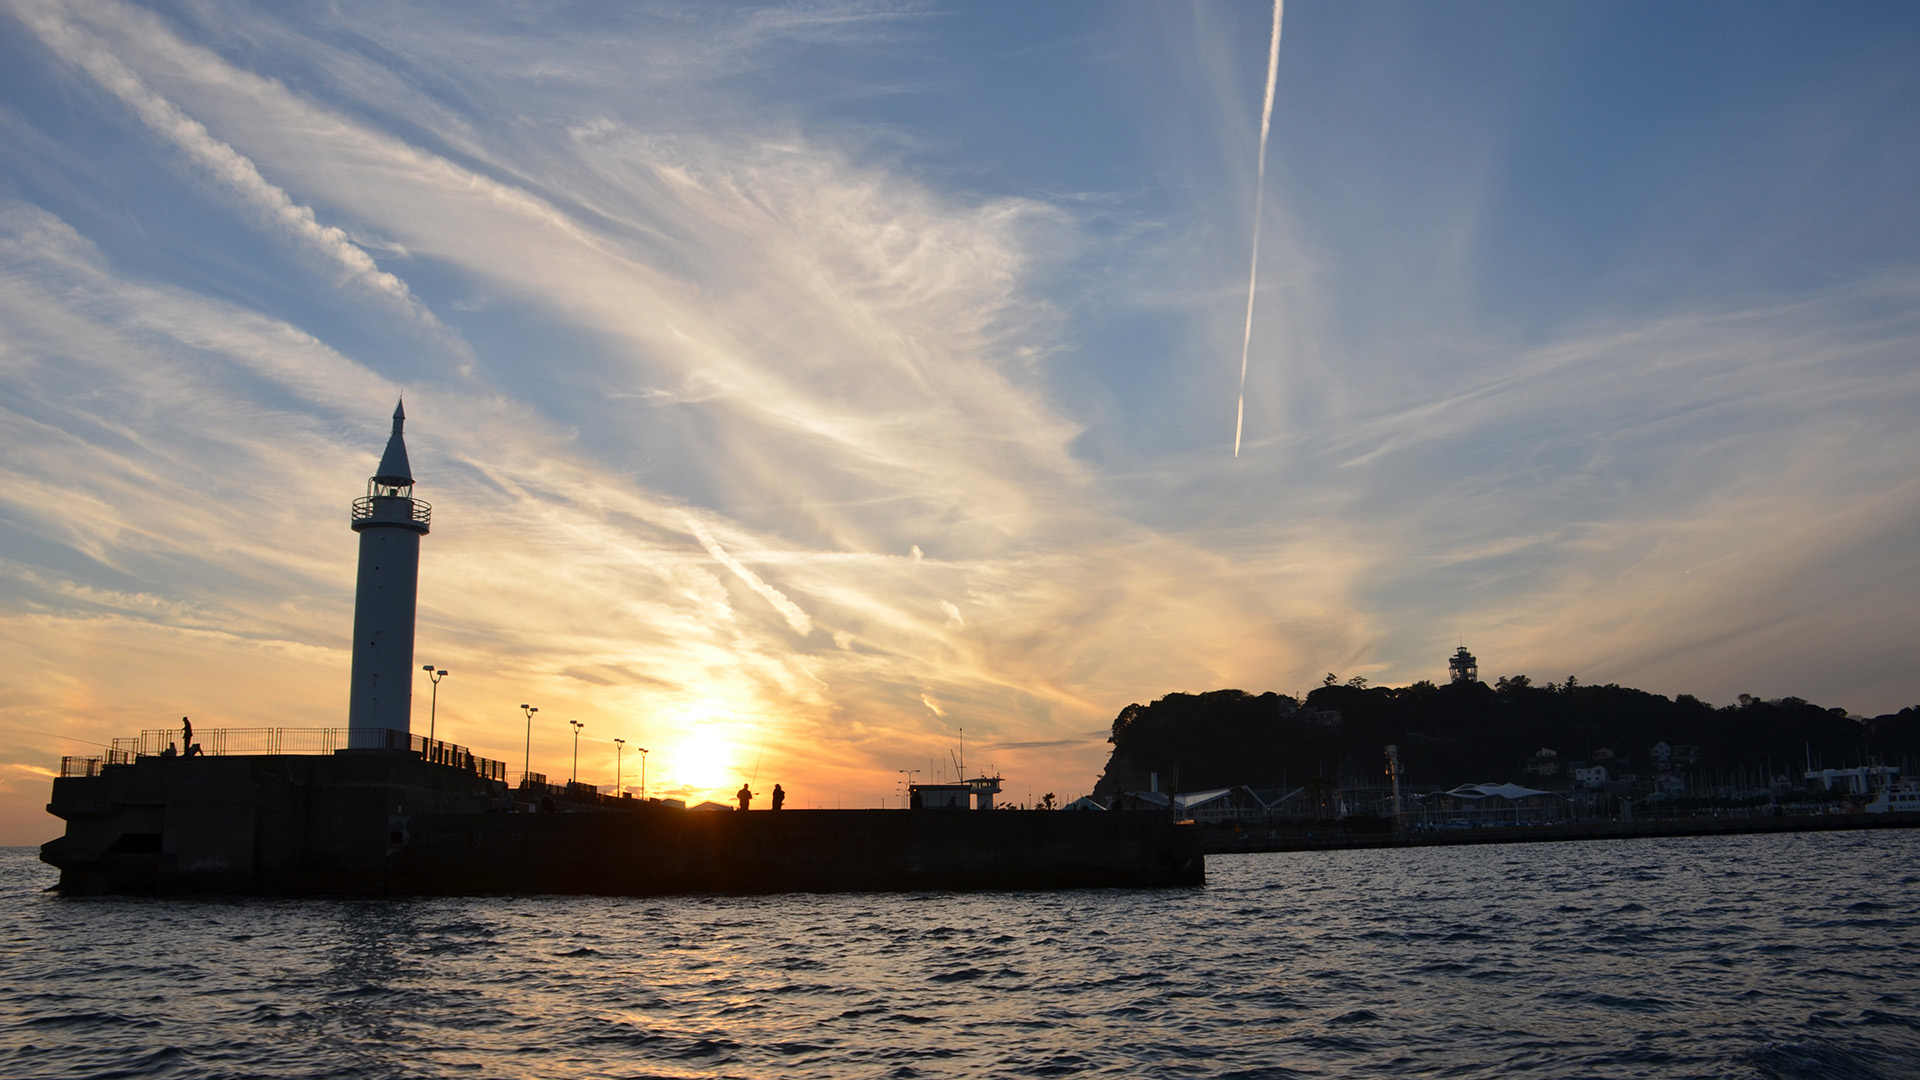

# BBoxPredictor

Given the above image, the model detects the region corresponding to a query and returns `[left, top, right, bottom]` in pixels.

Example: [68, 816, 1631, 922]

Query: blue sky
[1, 0, 1917, 838]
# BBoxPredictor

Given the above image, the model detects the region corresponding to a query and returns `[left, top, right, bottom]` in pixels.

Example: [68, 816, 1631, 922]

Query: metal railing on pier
[513, 773, 642, 809]
[100, 726, 505, 782]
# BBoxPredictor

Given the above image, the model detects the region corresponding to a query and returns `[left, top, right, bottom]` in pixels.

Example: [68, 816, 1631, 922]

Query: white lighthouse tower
[347, 401, 431, 741]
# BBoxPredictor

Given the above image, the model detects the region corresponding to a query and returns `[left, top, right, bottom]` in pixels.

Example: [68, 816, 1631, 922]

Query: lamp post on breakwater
[614, 738, 625, 797]
[639, 747, 648, 801]
[570, 720, 585, 785]
[520, 704, 538, 788]
[421, 666, 447, 751]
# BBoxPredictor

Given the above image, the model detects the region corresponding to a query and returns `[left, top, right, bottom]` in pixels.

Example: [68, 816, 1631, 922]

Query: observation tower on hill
[1448, 645, 1479, 685]
[347, 401, 431, 738]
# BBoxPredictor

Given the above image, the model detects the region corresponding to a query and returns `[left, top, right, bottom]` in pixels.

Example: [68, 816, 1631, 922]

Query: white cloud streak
[1233, 0, 1283, 459]
[685, 514, 815, 637]
[6, 0, 457, 347]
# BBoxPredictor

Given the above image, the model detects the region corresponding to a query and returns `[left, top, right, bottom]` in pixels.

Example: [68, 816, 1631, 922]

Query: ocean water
[2, 831, 1917, 1079]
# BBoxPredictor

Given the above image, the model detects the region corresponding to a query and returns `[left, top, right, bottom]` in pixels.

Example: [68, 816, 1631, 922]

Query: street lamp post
[614, 738, 625, 797]
[570, 720, 585, 786]
[639, 747, 649, 801]
[421, 666, 448, 753]
[520, 704, 538, 789]
[898, 769, 920, 809]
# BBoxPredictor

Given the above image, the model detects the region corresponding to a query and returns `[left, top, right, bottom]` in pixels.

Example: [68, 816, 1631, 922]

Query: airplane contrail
[1234, 0, 1284, 459]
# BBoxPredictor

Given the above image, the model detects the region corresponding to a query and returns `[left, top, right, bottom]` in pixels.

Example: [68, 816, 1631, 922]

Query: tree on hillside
[1090, 678, 1918, 801]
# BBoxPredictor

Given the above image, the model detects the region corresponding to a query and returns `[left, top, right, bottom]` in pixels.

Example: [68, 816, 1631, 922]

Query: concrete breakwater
[41, 750, 1203, 895]
[394, 806, 1204, 895]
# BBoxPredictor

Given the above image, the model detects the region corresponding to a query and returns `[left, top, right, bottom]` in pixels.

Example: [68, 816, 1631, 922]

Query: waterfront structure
[1865, 780, 1920, 814]
[1805, 765, 1902, 795]
[907, 774, 1003, 810]
[1416, 782, 1568, 828]
[1170, 786, 1269, 824]
[1448, 645, 1479, 685]
[348, 402, 430, 739]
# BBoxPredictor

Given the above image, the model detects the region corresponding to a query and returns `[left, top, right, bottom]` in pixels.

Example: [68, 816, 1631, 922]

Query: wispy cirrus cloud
[9, 0, 458, 350]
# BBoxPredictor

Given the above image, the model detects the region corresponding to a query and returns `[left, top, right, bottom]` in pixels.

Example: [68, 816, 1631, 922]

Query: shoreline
[1204, 812, 1920, 854]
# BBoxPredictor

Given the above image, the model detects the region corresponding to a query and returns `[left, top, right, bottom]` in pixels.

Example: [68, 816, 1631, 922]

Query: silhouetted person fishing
[771, 784, 786, 810]
[736, 784, 753, 811]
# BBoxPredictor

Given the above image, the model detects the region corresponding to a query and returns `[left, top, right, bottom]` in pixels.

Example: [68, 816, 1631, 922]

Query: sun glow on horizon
[654, 719, 747, 801]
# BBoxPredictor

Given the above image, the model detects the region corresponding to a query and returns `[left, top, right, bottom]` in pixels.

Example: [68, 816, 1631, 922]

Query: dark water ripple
[2, 832, 1918, 1078]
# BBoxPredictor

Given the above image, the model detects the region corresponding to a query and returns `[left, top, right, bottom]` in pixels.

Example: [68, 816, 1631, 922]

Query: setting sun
[656, 720, 746, 801]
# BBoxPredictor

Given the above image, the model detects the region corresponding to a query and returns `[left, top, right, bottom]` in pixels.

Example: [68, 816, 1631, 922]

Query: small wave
[1281, 1033, 1374, 1053]
[928, 967, 986, 982]
[1746, 1037, 1908, 1080]
[767, 1041, 831, 1055]
[24, 1011, 160, 1030]
[1216, 1066, 1313, 1079]
[672, 1036, 741, 1059]
[584, 1028, 663, 1047]
[1853, 1008, 1920, 1030]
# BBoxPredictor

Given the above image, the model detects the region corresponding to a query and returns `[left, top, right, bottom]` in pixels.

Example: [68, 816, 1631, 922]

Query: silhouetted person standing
[737, 783, 752, 811]
[181, 716, 192, 748]
[771, 784, 786, 810]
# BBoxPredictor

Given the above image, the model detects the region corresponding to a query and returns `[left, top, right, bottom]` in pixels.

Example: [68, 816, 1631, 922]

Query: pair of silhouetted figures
[736, 784, 786, 811]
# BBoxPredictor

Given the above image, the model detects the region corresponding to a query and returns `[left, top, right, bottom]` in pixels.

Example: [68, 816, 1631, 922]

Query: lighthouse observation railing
[86, 727, 505, 781]
[351, 495, 431, 529]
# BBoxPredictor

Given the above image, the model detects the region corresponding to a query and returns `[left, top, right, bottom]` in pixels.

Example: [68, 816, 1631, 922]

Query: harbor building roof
[1443, 782, 1559, 801]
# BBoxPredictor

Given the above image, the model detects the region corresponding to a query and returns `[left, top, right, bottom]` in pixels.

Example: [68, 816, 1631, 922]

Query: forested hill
[1089, 679, 1920, 798]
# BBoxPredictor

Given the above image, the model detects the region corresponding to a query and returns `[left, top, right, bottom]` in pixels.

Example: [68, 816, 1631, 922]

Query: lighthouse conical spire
[372, 399, 413, 487]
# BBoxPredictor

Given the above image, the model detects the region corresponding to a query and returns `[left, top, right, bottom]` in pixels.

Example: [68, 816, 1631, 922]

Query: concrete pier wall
[392, 807, 1203, 895]
[42, 754, 1202, 895]
[43, 752, 500, 895]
